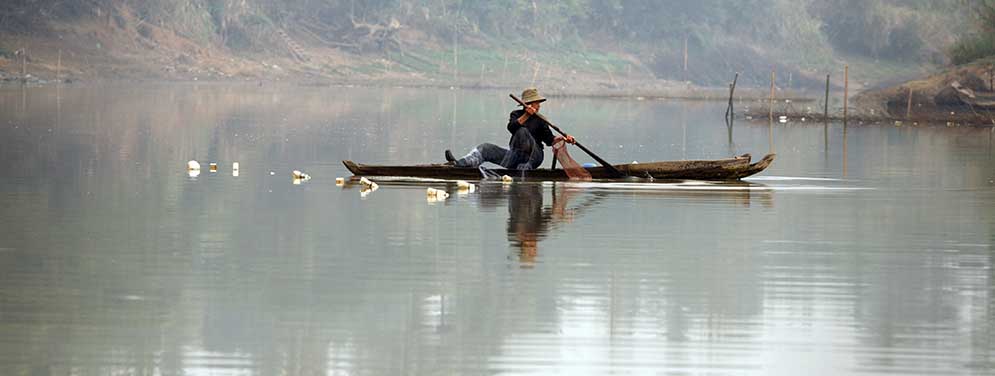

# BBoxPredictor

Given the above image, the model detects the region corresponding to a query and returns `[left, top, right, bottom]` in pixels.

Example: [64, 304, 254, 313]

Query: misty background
[1, 0, 992, 91]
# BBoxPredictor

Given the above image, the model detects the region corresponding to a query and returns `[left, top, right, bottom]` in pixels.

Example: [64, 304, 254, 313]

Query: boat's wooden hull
[343, 153, 775, 181]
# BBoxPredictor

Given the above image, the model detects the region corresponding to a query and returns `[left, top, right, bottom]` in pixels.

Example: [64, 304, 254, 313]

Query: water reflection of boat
[583, 180, 774, 209]
[343, 153, 775, 181]
[473, 181, 772, 264]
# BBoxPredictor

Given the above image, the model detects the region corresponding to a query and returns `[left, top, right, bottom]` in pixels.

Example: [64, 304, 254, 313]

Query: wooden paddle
[510, 94, 625, 178]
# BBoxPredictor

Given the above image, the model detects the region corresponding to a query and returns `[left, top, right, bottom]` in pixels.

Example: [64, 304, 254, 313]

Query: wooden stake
[57, 49, 61, 82]
[843, 123, 848, 177]
[906, 87, 913, 120]
[21, 49, 27, 83]
[824, 74, 830, 121]
[769, 70, 776, 121]
[843, 65, 849, 124]
[725, 72, 739, 120]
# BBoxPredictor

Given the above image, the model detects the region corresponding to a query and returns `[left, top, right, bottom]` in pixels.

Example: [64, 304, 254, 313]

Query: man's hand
[524, 104, 538, 116]
[565, 135, 576, 144]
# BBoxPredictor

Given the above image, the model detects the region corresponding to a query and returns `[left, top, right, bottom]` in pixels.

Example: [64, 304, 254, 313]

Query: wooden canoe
[343, 153, 775, 181]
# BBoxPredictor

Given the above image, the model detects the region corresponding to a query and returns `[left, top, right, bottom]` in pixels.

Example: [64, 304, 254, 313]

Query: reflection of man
[474, 183, 591, 264]
[506, 184, 548, 264]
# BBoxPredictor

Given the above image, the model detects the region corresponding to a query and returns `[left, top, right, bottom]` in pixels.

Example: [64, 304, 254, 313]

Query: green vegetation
[950, 0, 995, 65]
[951, 34, 995, 65]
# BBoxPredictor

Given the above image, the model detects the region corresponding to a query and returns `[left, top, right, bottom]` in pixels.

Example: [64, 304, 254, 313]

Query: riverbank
[0, 62, 813, 103]
[738, 58, 995, 127]
[846, 57, 995, 126]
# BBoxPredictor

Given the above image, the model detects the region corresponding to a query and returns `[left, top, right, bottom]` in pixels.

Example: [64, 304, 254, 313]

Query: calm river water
[1, 84, 993, 375]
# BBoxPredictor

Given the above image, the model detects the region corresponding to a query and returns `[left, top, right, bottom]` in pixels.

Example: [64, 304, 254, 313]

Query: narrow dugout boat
[343, 153, 775, 181]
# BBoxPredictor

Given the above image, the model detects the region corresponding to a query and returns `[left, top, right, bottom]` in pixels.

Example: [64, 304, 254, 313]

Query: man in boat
[445, 87, 575, 170]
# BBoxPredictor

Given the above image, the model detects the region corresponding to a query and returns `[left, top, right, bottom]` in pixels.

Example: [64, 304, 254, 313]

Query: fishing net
[552, 136, 592, 180]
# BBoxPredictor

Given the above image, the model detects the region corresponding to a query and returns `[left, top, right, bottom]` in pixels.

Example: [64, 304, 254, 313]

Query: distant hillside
[0, 0, 973, 92]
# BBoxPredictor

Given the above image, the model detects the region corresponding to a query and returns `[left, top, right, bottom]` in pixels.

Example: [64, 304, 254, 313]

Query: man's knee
[511, 128, 535, 149]
[512, 127, 531, 138]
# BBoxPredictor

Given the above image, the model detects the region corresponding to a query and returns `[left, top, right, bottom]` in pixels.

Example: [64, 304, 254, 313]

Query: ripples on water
[0, 84, 992, 375]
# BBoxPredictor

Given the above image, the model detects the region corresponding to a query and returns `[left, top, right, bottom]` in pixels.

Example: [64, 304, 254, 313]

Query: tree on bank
[950, 0, 995, 64]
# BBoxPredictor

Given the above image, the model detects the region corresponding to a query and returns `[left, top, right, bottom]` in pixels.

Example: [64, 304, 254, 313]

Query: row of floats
[187, 160, 515, 201]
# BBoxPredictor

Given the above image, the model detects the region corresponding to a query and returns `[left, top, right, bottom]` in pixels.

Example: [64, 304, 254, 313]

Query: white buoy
[209, 163, 218, 172]
[426, 187, 449, 200]
[501, 175, 513, 183]
[456, 180, 476, 191]
[457, 180, 476, 194]
[292, 170, 311, 180]
[187, 160, 201, 171]
[335, 177, 345, 186]
[360, 182, 379, 198]
[188, 169, 200, 178]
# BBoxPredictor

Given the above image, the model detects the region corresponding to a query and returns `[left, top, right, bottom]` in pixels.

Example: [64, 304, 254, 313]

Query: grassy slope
[0, 3, 945, 102]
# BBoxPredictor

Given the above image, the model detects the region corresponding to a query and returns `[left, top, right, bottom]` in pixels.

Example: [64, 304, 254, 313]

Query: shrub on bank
[950, 34, 995, 66]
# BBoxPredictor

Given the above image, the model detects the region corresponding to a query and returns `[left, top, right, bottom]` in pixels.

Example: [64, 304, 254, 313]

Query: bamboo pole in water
[906, 87, 914, 120]
[843, 122, 848, 177]
[769, 70, 776, 121]
[843, 65, 849, 124]
[824, 74, 830, 120]
[725, 72, 739, 121]
[21, 49, 26, 83]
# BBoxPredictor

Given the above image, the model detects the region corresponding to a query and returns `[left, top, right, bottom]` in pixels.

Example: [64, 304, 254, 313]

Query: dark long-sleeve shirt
[507, 109, 555, 147]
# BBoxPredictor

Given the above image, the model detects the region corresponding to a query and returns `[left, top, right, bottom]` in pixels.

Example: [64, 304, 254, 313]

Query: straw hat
[521, 88, 546, 104]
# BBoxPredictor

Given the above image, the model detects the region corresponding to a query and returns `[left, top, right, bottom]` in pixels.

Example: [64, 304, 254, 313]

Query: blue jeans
[456, 127, 545, 170]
